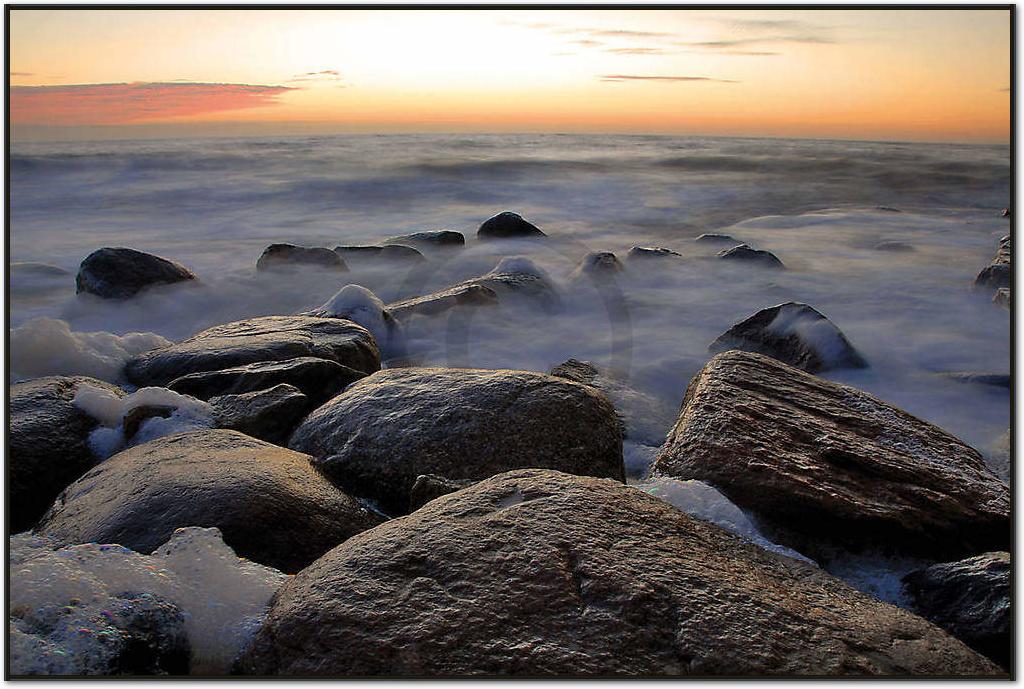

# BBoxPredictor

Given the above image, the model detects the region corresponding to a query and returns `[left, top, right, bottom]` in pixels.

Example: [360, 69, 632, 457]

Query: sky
[8, 8, 1012, 143]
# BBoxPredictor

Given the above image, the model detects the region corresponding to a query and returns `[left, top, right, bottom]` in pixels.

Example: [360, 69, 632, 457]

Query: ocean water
[9, 133, 1011, 464]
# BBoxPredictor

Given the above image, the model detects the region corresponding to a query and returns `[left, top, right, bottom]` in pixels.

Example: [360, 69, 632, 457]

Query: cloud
[605, 47, 668, 55]
[9, 81, 296, 125]
[678, 34, 832, 49]
[600, 74, 738, 83]
[570, 39, 604, 47]
[10, 71, 34, 77]
[287, 69, 344, 83]
[999, 87, 1011, 92]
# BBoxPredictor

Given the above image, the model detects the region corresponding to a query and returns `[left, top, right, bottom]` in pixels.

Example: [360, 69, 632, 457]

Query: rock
[383, 230, 465, 250]
[125, 316, 380, 388]
[993, 287, 1010, 309]
[11, 261, 71, 277]
[903, 552, 1010, 669]
[694, 233, 739, 245]
[333, 244, 425, 263]
[37, 430, 384, 573]
[76, 247, 197, 299]
[302, 285, 406, 360]
[477, 211, 546, 240]
[236, 469, 999, 677]
[255, 244, 347, 272]
[123, 405, 176, 441]
[463, 257, 559, 310]
[568, 252, 623, 282]
[9, 376, 125, 533]
[288, 368, 624, 514]
[167, 355, 366, 408]
[974, 235, 1010, 291]
[210, 384, 309, 445]
[984, 429, 1011, 484]
[408, 474, 477, 511]
[873, 241, 915, 252]
[708, 302, 868, 373]
[625, 246, 682, 261]
[388, 283, 499, 320]
[937, 372, 1010, 389]
[717, 243, 785, 269]
[1001, 208, 1010, 218]
[877, 206, 902, 212]
[653, 350, 1010, 560]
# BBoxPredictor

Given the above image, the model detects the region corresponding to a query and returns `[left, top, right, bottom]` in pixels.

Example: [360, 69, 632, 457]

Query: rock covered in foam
[256, 244, 347, 272]
[303, 284, 405, 359]
[709, 301, 867, 373]
[37, 429, 384, 573]
[974, 235, 1010, 291]
[209, 384, 308, 445]
[477, 211, 546, 240]
[653, 350, 1010, 560]
[76, 247, 197, 300]
[236, 469, 999, 676]
[717, 243, 785, 269]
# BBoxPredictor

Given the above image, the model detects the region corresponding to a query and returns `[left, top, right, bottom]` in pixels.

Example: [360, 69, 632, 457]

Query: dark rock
[974, 235, 1010, 291]
[1001, 208, 1010, 218]
[123, 405, 176, 441]
[167, 355, 367, 408]
[125, 316, 380, 388]
[548, 358, 600, 385]
[333, 244, 425, 263]
[408, 474, 477, 511]
[993, 288, 1010, 310]
[717, 243, 785, 269]
[938, 372, 1011, 389]
[388, 283, 498, 320]
[288, 368, 624, 514]
[873, 241, 915, 252]
[10, 376, 124, 533]
[383, 230, 465, 250]
[653, 351, 1010, 560]
[877, 206, 902, 213]
[256, 244, 347, 272]
[903, 552, 1010, 669]
[625, 246, 682, 261]
[694, 233, 739, 245]
[237, 469, 999, 677]
[37, 430, 384, 573]
[11, 262, 71, 277]
[210, 384, 309, 445]
[477, 211, 546, 240]
[569, 251, 623, 282]
[76, 247, 197, 300]
[709, 301, 868, 373]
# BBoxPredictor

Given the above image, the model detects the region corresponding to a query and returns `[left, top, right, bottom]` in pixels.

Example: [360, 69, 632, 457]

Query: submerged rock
[10, 376, 125, 533]
[125, 316, 380, 388]
[654, 351, 1010, 560]
[717, 243, 785, 269]
[903, 552, 1010, 669]
[694, 233, 739, 245]
[289, 368, 624, 514]
[873, 241, 915, 252]
[387, 283, 499, 320]
[974, 235, 1010, 291]
[209, 384, 308, 445]
[937, 372, 1011, 390]
[255, 244, 347, 272]
[477, 211, 546, 240]
[625, 246, 682, 261]
[568, 251, 623, 282]
[76, 247, 197, 300]
[709, 302, 868, 373]
[408, 474, 477, 511]
[993, 287, 1011, 310]
[37, 430, 384, 573]
[11, 261, 71, 277]
[333, 244, 425, 263]
[383, 230, 464, 250]
[236, 469, 998, 677]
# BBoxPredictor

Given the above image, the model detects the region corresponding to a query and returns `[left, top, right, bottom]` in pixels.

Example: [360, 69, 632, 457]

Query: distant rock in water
[876, 206, 902, 213]
[626, 246, 682, 261]
[904, 552, 1010, 670]
[569, 251, 623, 282]
[37, 429, 384, 573]
[938, 372, 1010, 390]
[993, 287, 1010, 310]
[654, 351, 1010, 561]
[873, 241, 915, 252]
[694, 233, 739, 245]
[288, 367, 624, 514]
[387, 283, 498, 320]
[236, 469, 1000, 677]
[1000, 207, 1010, 218]
[394, 256, 557, 313]
[477, 211, 546, 240]
[717, 243, 785, 269]
[209, 384, 309, 445]
[709, 302, 867, 373]
[76, 247, 197, 299]
[256, 244, 347, 272]
[11, 261, 71, 277]
[974, 235, 1010, 291]
[333, 244, 425, 263]
[383, 230, 464, 250]
[303, 285, 406, 360]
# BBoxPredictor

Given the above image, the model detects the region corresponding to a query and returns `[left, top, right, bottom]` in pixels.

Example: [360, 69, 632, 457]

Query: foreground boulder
[974, 235, 1010, 291]
[654, 351, 1010, 560]
[717, 244, 785, 269]
[76, 247, 197, 299]
[709, 302, 868, 373]
[903, 552, 1010, 670]
[237, 469, 998, 676]
[37, 430, 383, 572]
[333, 244, 425, 263]
[477, 211, 546, 240]
[256, 244, 347, 272]
[384, 230, 464, 250]
[289, 368, 624, 513]
[125, 316, 380, 387]
[387, 283, 498, 320]
[209, 384, 309, 445]
[10, 376, 124, 532]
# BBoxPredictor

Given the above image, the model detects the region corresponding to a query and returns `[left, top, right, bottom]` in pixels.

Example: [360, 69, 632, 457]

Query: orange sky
[8, 8, 1012, 143]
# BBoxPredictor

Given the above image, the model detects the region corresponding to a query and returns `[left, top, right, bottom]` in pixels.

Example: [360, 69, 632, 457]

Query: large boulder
[708, 302, 868, 373]
[255, 244, 347, 272]
[717, 243, 785, 269]
[10, 376, 124, 532]
[653, 351, 1010, 560]
[76, 247, 197, 299]
[383, 230, 465, 250]
[477, 211, 546, 240]
[125, 316, 380, 388]
[236, 469, 999, 677]
[36, 430, 384, 573]
[333, 244, 425, 264]
[974, 235, 1010, 291]
[209, 384, 309, 445]
[903, 552, 1010, 670]
[288, 368, 624, 514]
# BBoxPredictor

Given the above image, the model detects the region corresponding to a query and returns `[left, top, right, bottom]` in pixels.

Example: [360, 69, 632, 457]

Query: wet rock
[76, 247, 197, 300]
[1001, 208, 1010, 218]
[464, 257, 560, 310]
[10, 376, 125, 533]
[709, 302, 868, 373]
[302, 284, 406, 360]
[387, 283, 499, 320]
[974, 235, 1010, 291]
[209, 384, 309, 445]
[625, 246, 682, 261]
[937, 372, 1010, 389]
[123, 405, 176, 441]
[37, 430, 384, 573]
[903, 552, 1010, 669]
[717, 243, 785, 269]
[477, 211, 546, 240]
[125, 316, 380, 388]
[653, 350, 1010, 560]
[873, 241, 915, 252]
[289, 368, 624, 514]
[694, 233, 739, 245]
[568, 251, 623, 282]
[237, 469, 999, 677]
[256, 244, 347, 272]
[333, 244, 425, 263]
[993, 287, 1010, 310]
[167, 355, 366, 408]
[383, 230, 465, 250]
[408, 474, 477, 511]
